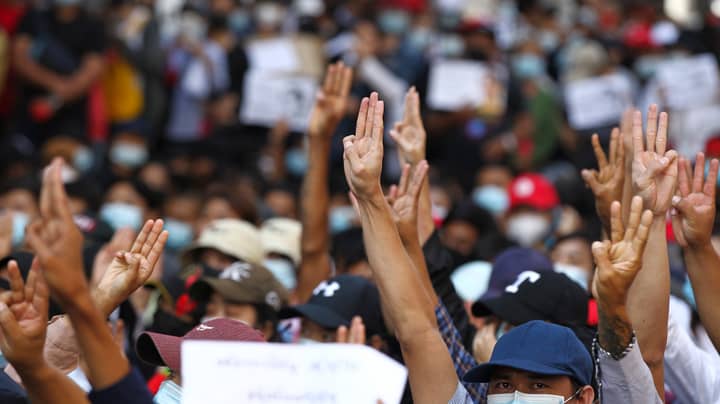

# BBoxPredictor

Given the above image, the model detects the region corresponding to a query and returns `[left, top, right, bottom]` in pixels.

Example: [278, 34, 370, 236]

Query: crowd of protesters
[1, 0, 720, 403]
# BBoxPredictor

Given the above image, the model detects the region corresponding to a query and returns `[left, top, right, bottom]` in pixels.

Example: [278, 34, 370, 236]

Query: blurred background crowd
[1, 0, 720, 401]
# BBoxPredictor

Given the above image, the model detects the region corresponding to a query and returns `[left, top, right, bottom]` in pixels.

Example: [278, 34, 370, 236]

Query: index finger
[632, 110, 645, 157]
[397, 164, 410, 196]
[322, 63, 334, 93]
[646, 104, 658, 153]
[371, 99, 384, 144]
[49, 159, 73, 220]
[130, 220, 154, 254]
[591, 134, 608, 169]
[655, 111, 668, 155]
[677, 157, 691, 197]
[408, 161, 429, 200]
[632, 210, 654, 256]
[339, 64, 353, 97]
[625, 196, 643, 241]
[7, 261, 24, 305]
[355, 97, 369, 139]
[364, 92, 379, 139]
[609, 201, 623, 244]
[705, 159, 719, 199]
[609, 129, 618, 165]
[693, 153, 705, 194]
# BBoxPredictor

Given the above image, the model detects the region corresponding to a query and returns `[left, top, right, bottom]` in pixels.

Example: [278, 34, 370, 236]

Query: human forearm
[684, 243, 720, 350]
[12, 37, 64, 91]
[597, 302, 633, 357]
[626, 217, 668, 396]
[62, 56, 104, 102]
[399, 225, 438, 307]
[16, 363, 89, 404]
[63, 295, 129, 389]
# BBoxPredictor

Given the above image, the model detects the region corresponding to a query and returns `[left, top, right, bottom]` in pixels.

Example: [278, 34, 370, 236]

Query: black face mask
[466, 49, 488, 61]
[449, 249, 475, 269]
[200, 264, 223, 278]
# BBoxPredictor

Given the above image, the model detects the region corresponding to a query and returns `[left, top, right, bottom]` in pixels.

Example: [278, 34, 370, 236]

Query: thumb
[670, 212, 688, 248]
[581, 169, 600, 191]
[591, 241, 612, 271]
[671, 195, 693, 215]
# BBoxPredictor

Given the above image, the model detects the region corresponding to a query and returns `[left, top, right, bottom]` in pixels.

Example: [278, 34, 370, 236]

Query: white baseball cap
[260, 218, 301, 266]
[182, 219, 263, 266]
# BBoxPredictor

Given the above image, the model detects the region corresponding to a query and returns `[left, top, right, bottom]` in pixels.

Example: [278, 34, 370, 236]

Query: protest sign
[247, 38, 301, 72]
[564, 73, 634, 130]
[182, 341, 408, 404]
[427, 59, 489, 111]
[240, 70, 317, 131]
[656, 53, 719, 110]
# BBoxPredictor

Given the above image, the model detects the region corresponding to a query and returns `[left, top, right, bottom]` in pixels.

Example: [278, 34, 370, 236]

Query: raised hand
[632, 105, 678, 215]
[390, 87, 426, 165]
[343, 92, 385, 200]
[91, 228, 136, 287]
[386, 161, 429, 239]
[582, 129, 625, 231]
[95, 219, 168, 316]
[671, 153, 719, 248]
[25, 159, 87, 308]
[592, 196, 653, 307]
[308, 62, 353, 137]
[336, 316, 366, 345]
[0, 259, 50, 371]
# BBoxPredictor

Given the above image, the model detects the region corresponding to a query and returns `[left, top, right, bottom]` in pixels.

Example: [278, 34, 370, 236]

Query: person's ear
[578, 385, 595, 404]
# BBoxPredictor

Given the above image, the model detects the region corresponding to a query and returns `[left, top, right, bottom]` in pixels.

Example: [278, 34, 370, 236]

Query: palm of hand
[310, 94, 346, 135]
[594, 241, 640, 303]
[98, 254, 149, 306]
[395, 125, 425, 163]
[390, 194, 417, 233]
[679, 193, 714, 243]
[633, 152, 677, 214]
[13, 302, 45, 338]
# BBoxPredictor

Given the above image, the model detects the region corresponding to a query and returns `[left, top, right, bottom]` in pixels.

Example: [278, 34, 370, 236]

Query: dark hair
[331, 227, 367, 273]
[253, 303, 280, 342]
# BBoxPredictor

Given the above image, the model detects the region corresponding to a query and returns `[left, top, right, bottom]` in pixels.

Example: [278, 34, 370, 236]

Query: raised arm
[0, 259, 89, 404]
[25, 159, 151, 396]
[343, 92, 458, 403]
[628, 106, 677, 397]
[671, 153, 720, 351]
[390, 87, 434, 244]
[297, 62, 353, 302]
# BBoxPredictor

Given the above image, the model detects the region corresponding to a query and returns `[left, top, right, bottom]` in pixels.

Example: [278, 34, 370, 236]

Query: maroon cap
[136, 318, 265, 373]
[508, 174, 559, 212]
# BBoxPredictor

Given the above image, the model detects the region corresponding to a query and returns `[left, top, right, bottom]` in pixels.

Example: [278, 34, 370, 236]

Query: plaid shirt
[435, 302, 487, 404]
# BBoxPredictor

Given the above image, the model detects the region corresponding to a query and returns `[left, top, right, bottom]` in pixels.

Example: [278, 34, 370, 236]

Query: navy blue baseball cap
[463, 320, 593, 386]
[483, 247, 553, 299]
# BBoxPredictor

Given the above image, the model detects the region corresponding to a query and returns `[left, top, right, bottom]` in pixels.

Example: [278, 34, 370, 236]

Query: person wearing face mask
[550, 232, 594, 292]
[504, 174, 560, 249]
[100, 180, 153, 232]
[0, 176, 40, 252]
[260, 217, 301, 295]
[108, 131, 149, 178]
[442, 200, 501, 268]
[136, 318, 266, 403]
[189, 261, 288, 341]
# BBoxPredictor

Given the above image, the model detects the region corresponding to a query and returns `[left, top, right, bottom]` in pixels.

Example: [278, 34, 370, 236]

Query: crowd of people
[1, 0, 720, 403]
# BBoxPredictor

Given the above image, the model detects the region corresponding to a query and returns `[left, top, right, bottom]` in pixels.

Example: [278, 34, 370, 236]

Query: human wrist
[685, 240, 716, 257]
[13, 357, 52, 381]
[90, 287, 115, 318]
[353, 186, 385, 205]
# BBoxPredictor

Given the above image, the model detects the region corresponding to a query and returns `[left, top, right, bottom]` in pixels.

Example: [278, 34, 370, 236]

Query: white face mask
[506, 213, 551, 247]
[154, 380, 182, 404]
[263, 258, 297, 291]
[487, 390, 576, 404]
[554, 263, 590, 292]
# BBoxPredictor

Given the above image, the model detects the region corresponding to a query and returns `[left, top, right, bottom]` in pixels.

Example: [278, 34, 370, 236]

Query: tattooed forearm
[598, 304, 633, 357]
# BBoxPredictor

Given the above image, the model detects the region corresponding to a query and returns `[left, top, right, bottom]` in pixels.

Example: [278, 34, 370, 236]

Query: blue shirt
[88, 368, 153, 404]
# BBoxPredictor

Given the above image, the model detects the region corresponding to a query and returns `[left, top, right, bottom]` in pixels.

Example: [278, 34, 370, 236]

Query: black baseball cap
[472, 271, 588, 327]
[280, 275, 385, 336]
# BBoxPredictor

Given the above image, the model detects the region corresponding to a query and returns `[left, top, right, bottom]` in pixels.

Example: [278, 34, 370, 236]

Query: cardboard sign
[181, 341, 408, 404]
[564, 73, 634, 130]
[427, 59, 489, 111]
[656, 54, 720, 110]
[240, 70, 318, 131]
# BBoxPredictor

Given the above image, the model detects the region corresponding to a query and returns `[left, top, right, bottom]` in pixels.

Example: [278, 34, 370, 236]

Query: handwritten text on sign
[181, 341, 408, 404]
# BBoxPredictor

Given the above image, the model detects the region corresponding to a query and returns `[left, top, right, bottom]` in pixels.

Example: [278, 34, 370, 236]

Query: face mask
[506, 213, 551, 247]
[633, 56, 662, 80]
[295, 0, 324, 17]
[255, 3, 284, 27]
[60, 164, 79, 183]
[378, 10, 410, 35]
[554, 263, 590, 292]
[11, 212, 29, 248]
[432, 204, 449, 222]
[329, 206, 356, 234]
[683, 278, 696, 309]
[487, 391, 572, 404]
[473, 186, 509, 215]
[164, 219, 194, 251]
[298, 337, 320, 345]
[264, 258, 297, 291]
[100, 202, 143, 231]
[154, 380, 182, 404]
[228, 10, 251, 34]
[512, 53, 546, 79]
[73, 147, 94, 173]
[408, 28, 432, 51]
[537, 30, 560, 52]
[110, 143, 148, 169]
[495, 321, 510, 340]
[285, 148, 308, 177]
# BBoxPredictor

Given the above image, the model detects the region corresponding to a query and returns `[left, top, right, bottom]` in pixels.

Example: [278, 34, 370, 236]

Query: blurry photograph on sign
[564, 73, 635, 130]
[240, 70, 318, 131]
[427, 59, 489, 111]
[656, 53, 720, 110]
[181, 341, 408, 404]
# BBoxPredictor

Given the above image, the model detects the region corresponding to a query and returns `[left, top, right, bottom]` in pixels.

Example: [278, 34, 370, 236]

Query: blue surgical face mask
[495, 321, 511, 340]
[554, 263, 590, 292]
[73, 147, 94, 173]
[537, 30, 560, 52]
[512, 53, 546, 79]
[298, 337, 320, 345]
[11, 212, 29, 248]
[472, 185, 509, 215]
[329, 206, 355, 234]
[378, 10, 410, 35]
[683, 277, 696, 310]
[164, 218, 194, 251]
[110, 143, 148, 169]
[100, 202, 143, 231]
[264, 258, 297, 291]
[285, 148, 308, 177]
[487, 391, 573, 404]
[154, 380, 182, 404]
[229, 10, 251, 35]
[408, 28, 432, 51]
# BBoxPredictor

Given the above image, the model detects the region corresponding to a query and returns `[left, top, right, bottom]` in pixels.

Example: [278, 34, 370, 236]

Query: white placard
[564, 73, 634, 130]
[656, 53, 720, 110]
[247, 38, 300, 72]
[181, 341, 408, 404]
[240, 70, 317, 131]
[427, 59, 489, 111]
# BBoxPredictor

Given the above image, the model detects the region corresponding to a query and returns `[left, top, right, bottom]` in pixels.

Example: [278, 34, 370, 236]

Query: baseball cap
[483, 247, 553, 299]
[472, 271, 588, 327]
[181, 219, 263, 266]
[136, 318, 265, 373]
[260, 218, 301, 266]
[280, 275, 385, 336]
[463, 320, 593, 386]
[189, 261, 288, 311]
[508, 174, 559, 212]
